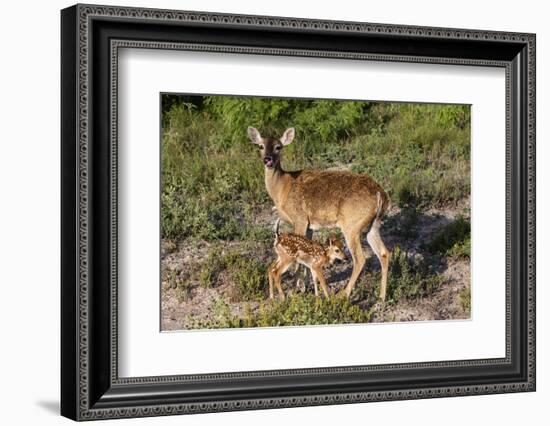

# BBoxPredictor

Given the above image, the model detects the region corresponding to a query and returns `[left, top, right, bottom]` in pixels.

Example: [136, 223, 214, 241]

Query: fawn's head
[247, 127, 295, 169]
[325, 236, 346, 264]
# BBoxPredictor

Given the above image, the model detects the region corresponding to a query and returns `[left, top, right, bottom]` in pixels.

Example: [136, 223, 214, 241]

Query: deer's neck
[265, 166, 290, 207]
[322, 251, 332, 267]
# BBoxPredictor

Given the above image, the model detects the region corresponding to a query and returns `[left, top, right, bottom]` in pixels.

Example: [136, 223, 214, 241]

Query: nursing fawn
[268, 220, 346, 299]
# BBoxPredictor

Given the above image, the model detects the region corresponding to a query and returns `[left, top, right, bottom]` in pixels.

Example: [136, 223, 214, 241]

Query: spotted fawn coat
[268, 222, 346, 299]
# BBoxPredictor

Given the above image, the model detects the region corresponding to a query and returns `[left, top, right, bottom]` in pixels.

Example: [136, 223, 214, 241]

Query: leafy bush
[349, 103, 471, 207]
[459, 287, 471, 315]
[225, 252, 267, 301]
[198, 245, 226, 288]
[161, 100, 268, 241]
[183, 294, 374, 329]
[385, 246, 443, 303]
[425, 216, 471, 259]
[205, 97, 367, 153]
[198, 246, 268, 301]
[254, 294, 373, 327]
[182, 299, 243, 329]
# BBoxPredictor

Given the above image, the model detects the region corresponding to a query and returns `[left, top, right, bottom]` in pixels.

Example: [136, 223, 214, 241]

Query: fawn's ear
[247, 127, 262, 145]
[280, 127, 295, 146]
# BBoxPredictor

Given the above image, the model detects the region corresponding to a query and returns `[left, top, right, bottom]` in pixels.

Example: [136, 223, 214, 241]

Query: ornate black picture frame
[61, 3, 536, 421]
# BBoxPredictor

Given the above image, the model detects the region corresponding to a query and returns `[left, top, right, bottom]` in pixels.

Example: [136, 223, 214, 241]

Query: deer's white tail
[274, 218, 281, 242]
[370, 191, 384, 231]
[375, 191, 383, 219]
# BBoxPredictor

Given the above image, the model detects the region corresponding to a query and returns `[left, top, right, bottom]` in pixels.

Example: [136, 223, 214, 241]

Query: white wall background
[0, 0, 546, 424]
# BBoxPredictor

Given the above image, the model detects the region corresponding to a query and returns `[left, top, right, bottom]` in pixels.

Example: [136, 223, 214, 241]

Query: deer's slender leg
[268, 260, 287, 299]
[268, 261, 277, 299]
[312, 266, 330, 298]
[313, 271, 319, 296]
[367, 218, 390, 301]
[293, 221, 311, 292]
[270, 257, 293, 300]
[342, 225, 366, 298]
[292, 220, 309, 237]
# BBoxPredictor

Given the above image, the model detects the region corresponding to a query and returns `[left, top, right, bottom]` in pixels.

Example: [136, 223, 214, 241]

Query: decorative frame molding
[61, 3, 535, 421]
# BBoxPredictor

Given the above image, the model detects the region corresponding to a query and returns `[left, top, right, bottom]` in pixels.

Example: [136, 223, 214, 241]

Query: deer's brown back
[283, 170, 389, 228]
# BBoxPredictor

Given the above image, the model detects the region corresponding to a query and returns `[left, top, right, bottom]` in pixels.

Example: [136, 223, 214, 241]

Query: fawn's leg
[268, 261, 278, 299]
[312, 266, 331, 298]
[310, 269, 319, 297]
[367, 218, 390, 301]
[342, 224, 366, 298]
[271, 258, 293, 300]
[293, 221, 312, 292]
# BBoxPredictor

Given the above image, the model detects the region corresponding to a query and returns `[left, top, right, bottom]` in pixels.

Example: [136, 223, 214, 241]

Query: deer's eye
[274, 145, 282, 151]
[335, 248, 340, 253]
[257, 145, 263, 150]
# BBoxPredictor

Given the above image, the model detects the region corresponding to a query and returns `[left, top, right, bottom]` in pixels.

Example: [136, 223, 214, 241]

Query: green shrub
[350, 103, 471, 207]
[184, 294, 374, 329]
[448, 234, 471, 259]
[160, 99, 268, 241]
[459, 287, 471, 315]
[198, 246, 268, 301]
[205, 97, 368, 154]
[255, 294, 373, 327]
[182, 298, 243, 329]
[175, 277, 193, 303]
[385, 245, 443, 303]
[425, 216, 471, 259]
[224, 251, 267, 301]
[163, 267, 194, 303]
[198, 245, 226, 288]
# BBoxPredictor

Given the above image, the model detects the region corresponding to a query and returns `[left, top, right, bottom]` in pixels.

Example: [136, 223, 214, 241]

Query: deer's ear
[281, 127, 295, 146]
[247, 127, 262, 145]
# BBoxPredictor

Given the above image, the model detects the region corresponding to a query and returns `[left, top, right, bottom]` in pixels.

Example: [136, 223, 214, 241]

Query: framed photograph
[61, 4, 536, 421]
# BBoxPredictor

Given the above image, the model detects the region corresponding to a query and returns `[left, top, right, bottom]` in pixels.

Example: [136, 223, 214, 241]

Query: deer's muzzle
[263, 156, 274, 168]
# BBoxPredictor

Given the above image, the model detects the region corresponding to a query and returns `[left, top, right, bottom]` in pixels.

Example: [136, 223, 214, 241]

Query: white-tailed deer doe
[248, 126, 391, 300]
[268, 220, 346, 299]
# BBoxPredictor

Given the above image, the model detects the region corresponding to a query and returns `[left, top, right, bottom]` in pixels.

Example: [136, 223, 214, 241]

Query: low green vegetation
[459, 287, 471, 315]
[255, 294, 374, 327]
[384, 246, 443, 303]
[183, 294, 374, 329]
[425, 216, 471, 259]
[197, 245, 268, 302]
